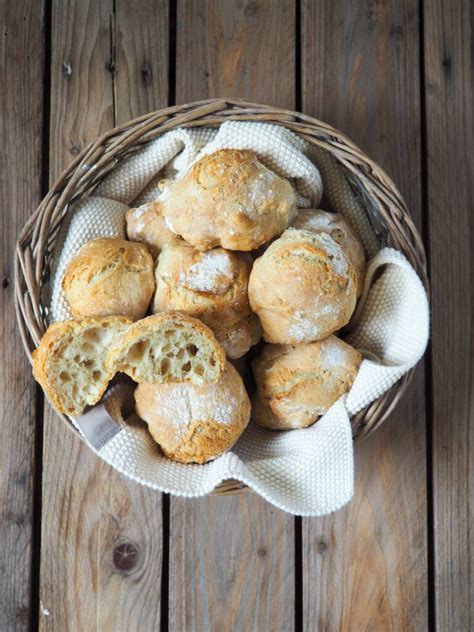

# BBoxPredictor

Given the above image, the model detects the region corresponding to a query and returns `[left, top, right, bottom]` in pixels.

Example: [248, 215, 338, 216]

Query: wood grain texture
[170, 494, 295, 631]
[170, 2, 296, 630]
[423, 1, 473, 629]
[114, 0, 169, 122]
[39, 2, 167, 629]
[301, 1, 428, 629]
[176, 0, 295, 107]
[0, 1, 44, 629]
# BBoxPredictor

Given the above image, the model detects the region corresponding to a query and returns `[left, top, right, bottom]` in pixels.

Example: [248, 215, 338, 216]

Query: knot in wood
[113, 541, 140, 573]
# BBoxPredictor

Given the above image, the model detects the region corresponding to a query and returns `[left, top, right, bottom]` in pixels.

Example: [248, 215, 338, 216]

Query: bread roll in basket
[15, 99, 428, 496]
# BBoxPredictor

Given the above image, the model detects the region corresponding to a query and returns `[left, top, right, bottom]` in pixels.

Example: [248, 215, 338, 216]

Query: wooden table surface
[1, 1, 472, 630]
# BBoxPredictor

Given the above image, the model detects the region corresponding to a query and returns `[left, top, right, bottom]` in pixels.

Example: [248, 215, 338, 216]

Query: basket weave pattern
[15, 99, 427, 493]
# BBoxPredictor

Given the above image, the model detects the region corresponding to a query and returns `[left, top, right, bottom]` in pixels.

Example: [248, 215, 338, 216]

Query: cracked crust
[290, 209, 366, 297]
[251, 336, 362, 429]
[161, 149, 297, 251]
[152, 243, 261, 358]
[248, 228, 357, 343]
[62, 237, 155, 321]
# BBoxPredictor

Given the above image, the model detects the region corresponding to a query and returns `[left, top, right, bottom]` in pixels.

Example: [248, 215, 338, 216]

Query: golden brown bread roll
[32, 317, 132, 415]
[152, 243, 261, 358]
[126, 201, 183, 258]
[62, 237, 155, 321]
[161, 149, 297, 251]
[290, 209, 366, 296]
[106, 311, 226, 385]
[135, 362, 250, 464]
[252, 336, 362, 429]
[248, 228, 357, 344]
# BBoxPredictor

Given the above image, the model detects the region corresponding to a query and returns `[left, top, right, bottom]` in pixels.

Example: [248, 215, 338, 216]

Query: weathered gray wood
[301, 1, 428, 628]
[423, 1, 473, 629]
[170, 2, 297, 630]
[39, 2, 167, 629]
[0, 1, 45, 629]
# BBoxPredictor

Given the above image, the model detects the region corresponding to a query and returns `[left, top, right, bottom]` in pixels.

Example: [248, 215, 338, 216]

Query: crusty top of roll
[152, 242, 261, 357]
[62, 237, 155, 321]
[248, 228, 357, 344]
[290, 209, 366, 296]
[252, 335, 362, 429]
[126, 201, 183, 258]
[161, 149, 297, 251]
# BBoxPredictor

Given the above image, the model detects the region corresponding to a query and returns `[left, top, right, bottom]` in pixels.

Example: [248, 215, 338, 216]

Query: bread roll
[212, 314, 262, 360]
[135, 362, 250, 464]
[248, 228, 357, 343]
[32, 317, 131, 416]
[62, 237, 155, 321]
[291, 209, 366, 296]
[161, 149, 297, 251]
[252, 336, 362, 429]
[152, 243, 261, 358]
[126, 201, 183, 258]
[107, 311, 225, 385]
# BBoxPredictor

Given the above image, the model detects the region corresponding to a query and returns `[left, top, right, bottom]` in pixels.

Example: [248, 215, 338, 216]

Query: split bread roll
[161, 149, 297, 251]
[290, 209, 366, 297]
[252, 336, 362, 429]
[248, 228, 357, 344]
[126, 201, 183, 258]
[107, 312, 226, 385]
[32, 317, 132, 416]
[152, 243, 261, 358]
[62, 237, 155, 321]
[135, 362, 250, 464]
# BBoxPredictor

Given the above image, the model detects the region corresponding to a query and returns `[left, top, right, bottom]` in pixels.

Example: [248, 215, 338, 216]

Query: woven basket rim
[15, 97, 429, 494]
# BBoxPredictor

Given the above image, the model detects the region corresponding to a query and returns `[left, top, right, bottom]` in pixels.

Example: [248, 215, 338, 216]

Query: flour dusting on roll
[153, 243, 261, 358]
[135, 362, 250, 463]
[248, 228, 357, 344]
[161, 149, 297, 251]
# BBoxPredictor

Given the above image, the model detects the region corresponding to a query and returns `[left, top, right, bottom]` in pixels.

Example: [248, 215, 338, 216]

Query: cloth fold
[47, 121, 428, 516]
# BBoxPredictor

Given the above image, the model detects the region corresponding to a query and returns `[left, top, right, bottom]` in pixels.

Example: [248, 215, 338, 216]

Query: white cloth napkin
[45, 121, 429, 516]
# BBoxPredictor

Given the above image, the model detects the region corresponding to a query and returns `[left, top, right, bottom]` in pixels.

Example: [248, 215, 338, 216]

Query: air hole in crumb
[83, 359, 94, 368]
[80, 342, 94, 353]
[59, 371, 70, 382]
[83, 328, 102, 343]
[73, 354, 80, 363]
[187, 344, 198, 356]
[195, 365, 204, 376]
[92, 371, 102, 381]
[177, 348, 185, 360]
[127, 340, 148, 362]
[162, 344, 171, 353]
[160, 358, 170, 373]
[182, 361, 191, 372]
[210, 357, 216, 366]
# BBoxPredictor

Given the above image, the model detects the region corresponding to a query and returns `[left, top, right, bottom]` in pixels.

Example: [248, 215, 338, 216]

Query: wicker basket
[15, 98, 428, 495]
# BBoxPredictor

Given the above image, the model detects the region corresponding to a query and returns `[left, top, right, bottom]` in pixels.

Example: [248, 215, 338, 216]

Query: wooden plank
[301, 1, 428, 629]
[0, 1, 45, 629]
[39, 2, 167, 629]
[423, 1, 473, 629]
[114, 0, 169, 121]
[170, 2, 296, 631]
[175, 0, 295, 106]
